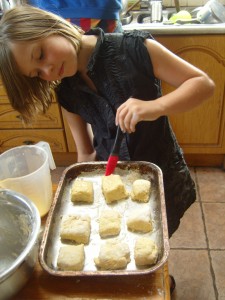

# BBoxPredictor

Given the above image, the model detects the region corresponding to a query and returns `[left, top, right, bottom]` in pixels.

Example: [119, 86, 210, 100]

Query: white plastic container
[0, 142, 56, 217]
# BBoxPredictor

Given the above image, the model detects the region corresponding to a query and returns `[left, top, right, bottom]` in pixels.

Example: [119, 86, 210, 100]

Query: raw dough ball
[60, 215, 91, 244]
[134, 237, 158, 266]
[99, 210, 121, 238]
[57, 244, 85, 271]
[102, 174, 128, 203]
[131, 179, 151, 203]
[71, 179, 94, 203]
[127, 208, 153, 233]
[94, 239, 130, 270]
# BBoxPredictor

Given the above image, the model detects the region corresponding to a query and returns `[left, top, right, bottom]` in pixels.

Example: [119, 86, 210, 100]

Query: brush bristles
[105, 155, 119, 176]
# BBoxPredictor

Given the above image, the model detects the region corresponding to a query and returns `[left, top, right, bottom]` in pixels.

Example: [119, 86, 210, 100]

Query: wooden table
[13, 262, 171, 300]
[13, 184, 171, 300]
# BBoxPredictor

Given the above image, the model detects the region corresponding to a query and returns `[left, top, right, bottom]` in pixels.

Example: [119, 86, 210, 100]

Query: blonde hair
[0, 5, 84, 123]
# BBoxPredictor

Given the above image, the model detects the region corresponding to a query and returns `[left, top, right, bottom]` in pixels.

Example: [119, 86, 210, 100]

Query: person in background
[28, 0, 123, 32]
[0, 5, 215, 293]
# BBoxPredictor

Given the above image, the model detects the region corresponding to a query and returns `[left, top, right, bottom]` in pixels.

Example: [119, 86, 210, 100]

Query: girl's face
[10, 34, 77, 81]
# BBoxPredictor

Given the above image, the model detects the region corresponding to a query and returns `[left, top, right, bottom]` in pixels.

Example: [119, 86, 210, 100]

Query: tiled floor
[169, 167, 225, 300]
[51, 166, 225, 300]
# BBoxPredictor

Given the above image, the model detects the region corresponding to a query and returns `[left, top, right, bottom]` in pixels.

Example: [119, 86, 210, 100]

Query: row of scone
[71, 174, 151, 204]
[60, 207, 153, 244]
[57, 236, 158, 271]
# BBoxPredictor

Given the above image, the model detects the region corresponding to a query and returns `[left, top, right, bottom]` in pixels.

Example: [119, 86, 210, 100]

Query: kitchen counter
[123, 22, 225, 34]
[12, 183, 171, 300]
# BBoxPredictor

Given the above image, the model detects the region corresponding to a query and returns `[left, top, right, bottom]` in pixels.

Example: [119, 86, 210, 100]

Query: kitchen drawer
[0, 129, 67, 152]
[0, 82, 57, 103]
[0, 83, 7, 98]
[0, 103, 63, 129]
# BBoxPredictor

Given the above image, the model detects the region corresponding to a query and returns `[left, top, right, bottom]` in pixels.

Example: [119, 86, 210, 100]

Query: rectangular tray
[39, 161, 169, 277]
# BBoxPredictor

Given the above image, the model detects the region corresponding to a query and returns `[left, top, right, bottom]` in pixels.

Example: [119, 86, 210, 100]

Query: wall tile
[202, 0, 225, 4]
[179, 0, 188, 6]
[187, 0, 203, 6]
[163, 0, 172, 6]
[164, 0, 225, 7]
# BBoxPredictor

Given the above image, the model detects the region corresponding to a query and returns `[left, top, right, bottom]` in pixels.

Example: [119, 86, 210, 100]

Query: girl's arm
[116, 38, 215, 133]
[62, 107, 96, 162]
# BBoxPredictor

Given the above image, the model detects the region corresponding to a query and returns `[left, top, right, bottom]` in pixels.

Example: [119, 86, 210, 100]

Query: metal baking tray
[39, 161, 169, 277]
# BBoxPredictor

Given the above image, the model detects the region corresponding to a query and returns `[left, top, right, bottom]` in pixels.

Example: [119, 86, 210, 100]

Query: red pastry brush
[105, 126, 124, 176]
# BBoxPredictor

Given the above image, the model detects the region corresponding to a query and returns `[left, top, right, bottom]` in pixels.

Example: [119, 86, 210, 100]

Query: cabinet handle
[23, 140, 35, 145]
[16, 115, 23, 120]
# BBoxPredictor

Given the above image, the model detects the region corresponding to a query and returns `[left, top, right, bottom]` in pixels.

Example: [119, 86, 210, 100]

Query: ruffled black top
[57, 28, 196, 237]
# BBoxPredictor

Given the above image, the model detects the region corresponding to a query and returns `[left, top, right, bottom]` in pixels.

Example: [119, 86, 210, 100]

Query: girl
[0, 5, 215, 237]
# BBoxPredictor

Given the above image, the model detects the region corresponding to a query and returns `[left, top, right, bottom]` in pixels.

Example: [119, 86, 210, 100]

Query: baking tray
[39, 161, 169, 277]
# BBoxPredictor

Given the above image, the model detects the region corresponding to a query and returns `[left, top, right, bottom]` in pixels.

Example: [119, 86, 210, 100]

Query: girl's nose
[41, 64, 54, 80]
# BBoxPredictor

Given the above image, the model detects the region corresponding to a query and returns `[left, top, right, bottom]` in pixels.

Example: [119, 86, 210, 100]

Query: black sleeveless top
[57, 28, 196, 237]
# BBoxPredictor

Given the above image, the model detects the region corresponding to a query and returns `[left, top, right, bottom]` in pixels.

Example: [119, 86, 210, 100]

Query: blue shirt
[29, 0, 122, 20]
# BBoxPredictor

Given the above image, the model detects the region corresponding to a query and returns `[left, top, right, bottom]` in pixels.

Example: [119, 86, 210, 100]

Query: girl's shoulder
[123, 30, 154, 40]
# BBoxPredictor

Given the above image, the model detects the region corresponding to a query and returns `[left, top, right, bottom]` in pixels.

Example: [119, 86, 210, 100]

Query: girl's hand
[116, 97, 161, 133]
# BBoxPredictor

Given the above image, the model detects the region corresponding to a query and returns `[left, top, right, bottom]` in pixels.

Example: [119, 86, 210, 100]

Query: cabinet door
[156, 35, 225, 154]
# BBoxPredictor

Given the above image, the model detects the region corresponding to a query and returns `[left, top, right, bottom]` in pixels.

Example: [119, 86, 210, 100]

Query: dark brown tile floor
[51, 166, 225, 300]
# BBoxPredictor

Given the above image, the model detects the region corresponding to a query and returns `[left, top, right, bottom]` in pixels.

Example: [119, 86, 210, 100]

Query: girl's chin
[64, 70, 77, 79]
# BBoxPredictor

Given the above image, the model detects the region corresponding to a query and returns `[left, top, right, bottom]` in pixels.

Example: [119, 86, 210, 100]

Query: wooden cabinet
[0, 82, 70, 162]
[155, 34, 225, 166]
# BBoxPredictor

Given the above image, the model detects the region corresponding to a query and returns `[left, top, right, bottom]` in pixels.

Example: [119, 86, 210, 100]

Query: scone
[60, 215, 91, 244]
[94, 240, 130, 270]
[134, 237, 158, 266]
[127, 208, 153, 233]
[131, 179, 151, 203]
[57, 244, 85, 271]
[99, 210, 121, 238]
[71, 179, 94, 203]
[102, 174, 128, 203]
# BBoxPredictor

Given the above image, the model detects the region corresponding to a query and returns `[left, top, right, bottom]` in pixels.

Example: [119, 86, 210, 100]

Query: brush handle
[104, 126, 124, 176]
[111, 126, 124, 155]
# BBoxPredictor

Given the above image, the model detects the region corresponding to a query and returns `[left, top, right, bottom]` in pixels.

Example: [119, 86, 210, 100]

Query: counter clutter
[123, 13, 225, 34]
[122, 3, 225, 35]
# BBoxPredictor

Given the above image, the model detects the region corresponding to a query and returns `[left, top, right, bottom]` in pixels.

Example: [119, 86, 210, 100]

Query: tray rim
[39, 161, 170, 277]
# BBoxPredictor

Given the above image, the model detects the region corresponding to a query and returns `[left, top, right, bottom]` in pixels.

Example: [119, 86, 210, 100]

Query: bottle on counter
[150, 0, 162, 23]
